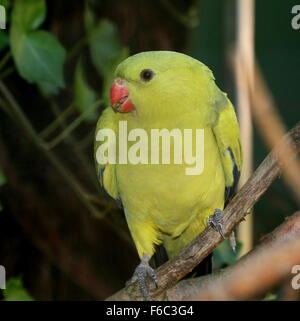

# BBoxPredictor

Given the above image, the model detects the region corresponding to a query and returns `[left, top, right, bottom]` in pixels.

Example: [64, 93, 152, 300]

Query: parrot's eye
[140, 69, 155, 82]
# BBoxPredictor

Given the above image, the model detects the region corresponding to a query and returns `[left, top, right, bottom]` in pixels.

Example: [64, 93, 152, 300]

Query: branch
[167, 211, 300, 300]
[251, 63, 300, 205]
[39, 103, 75, 139]
[235, 52, 300, 205]
[107, 121, 300, 301]
[47, 100, 102, 148]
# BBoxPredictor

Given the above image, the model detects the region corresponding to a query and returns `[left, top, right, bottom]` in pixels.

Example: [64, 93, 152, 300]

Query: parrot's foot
[229, 231, 237, 253]
[207, 208, 225, 239]
[126, 254, 158, 301]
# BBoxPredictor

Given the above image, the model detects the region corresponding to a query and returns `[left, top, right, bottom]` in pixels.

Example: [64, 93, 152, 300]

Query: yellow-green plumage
[95, 51, 242, 260]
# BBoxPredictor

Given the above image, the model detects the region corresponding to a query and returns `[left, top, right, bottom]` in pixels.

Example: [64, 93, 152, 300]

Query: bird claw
[126, 254, 157, 301]
[207, 208, 225, 239]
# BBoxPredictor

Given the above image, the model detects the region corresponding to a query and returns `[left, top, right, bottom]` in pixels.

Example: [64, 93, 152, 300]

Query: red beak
[110, 78, 135, 113]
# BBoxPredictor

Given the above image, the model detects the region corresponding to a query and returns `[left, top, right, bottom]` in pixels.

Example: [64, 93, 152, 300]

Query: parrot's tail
[151, 244, 213, 277]
[150, 244, 169, 268]
[190, 253, 213, 277]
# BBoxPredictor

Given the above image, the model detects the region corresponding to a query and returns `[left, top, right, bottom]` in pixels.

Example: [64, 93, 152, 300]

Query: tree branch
[107, 121, 300, 301]
[167, 211, 300, 300]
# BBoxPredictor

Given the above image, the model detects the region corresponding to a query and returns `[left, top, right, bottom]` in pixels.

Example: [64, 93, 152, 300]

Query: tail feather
[150, 244, 169, 268]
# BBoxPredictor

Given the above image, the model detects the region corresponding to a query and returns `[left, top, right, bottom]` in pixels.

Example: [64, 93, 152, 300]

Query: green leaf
[0, 30, 8, 52]
[4, 277, 33, 301]
[213, 239, 242, 269]
[88, 19, 123, 76]
[262, 292, 278, 301]
[84, 2, 96, 32]
[11, 30, 66, 87]
[38, 81, 60, 97]
[0, 0, 10, 9]
[74, 58, 97, 121]
[12, 0, 46, 32]
[87, 19, 129, 105]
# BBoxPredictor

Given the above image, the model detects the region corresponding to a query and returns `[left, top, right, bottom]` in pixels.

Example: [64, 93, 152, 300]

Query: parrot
[94, 51, 242, 300]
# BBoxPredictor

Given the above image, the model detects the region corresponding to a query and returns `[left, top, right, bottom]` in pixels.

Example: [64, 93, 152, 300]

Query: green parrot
[94, 51, 242, 300]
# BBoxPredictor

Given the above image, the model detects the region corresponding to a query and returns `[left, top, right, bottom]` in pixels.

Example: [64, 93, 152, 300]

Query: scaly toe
[126, 254, 157, 301]
[207, 208, 225, 239]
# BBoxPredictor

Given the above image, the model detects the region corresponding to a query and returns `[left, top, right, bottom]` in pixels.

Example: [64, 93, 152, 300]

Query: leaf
[10, 0, 65, 88]
[213, 239, 242, 269]
[74, 58, 97, 121]
[12, 0, 46, 32]
[84, 2, 96, 33]
[38, 81, 60, 97]
[88, 19, 123, 76]
[87, 19, 129, 105]
[4, 277, 33, 301]
[0, 0, 10, 9]
[262, 292, 278, 301]
[0, 30, 8, 51]
[11, 30, 66, 87]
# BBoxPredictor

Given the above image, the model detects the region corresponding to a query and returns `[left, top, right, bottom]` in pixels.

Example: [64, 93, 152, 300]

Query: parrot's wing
[212, 91, 243, 203]
[94, 107, 122, 208]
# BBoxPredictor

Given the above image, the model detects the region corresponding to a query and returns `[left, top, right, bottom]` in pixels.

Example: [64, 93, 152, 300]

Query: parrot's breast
[115, 123, 225, 238]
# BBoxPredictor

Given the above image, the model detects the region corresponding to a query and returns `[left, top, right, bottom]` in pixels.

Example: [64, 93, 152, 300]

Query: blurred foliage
[0, 31, 8, 51]
[262, 292, 278, 301]
[213, 239, 242, 270]
[73, 57, 97, 121]
[0, 169, 6, 186]
[3, 277, 33, 301]
[87, 16, 129, 105]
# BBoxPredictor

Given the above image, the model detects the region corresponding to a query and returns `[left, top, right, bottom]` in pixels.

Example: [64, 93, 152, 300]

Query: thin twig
[47, 101, 99, 189]
[39, 103, 75, 139]
[249, 62, 300, 205]
[47, 100, 102, 148]
[0, 66, 15, 80]
[160, 0, 198, 28]
[0, 51, 12, 70]
[235, 0, 255, 256]
[67, 37, 88, 61]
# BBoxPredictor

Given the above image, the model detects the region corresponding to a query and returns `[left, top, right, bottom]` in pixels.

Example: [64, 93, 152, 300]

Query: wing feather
[94, 107, 122, 207]
[211, 90, 242, 203]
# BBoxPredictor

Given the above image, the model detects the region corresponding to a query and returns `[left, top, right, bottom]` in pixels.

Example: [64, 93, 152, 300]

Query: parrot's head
[110, 51, 215, 120]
